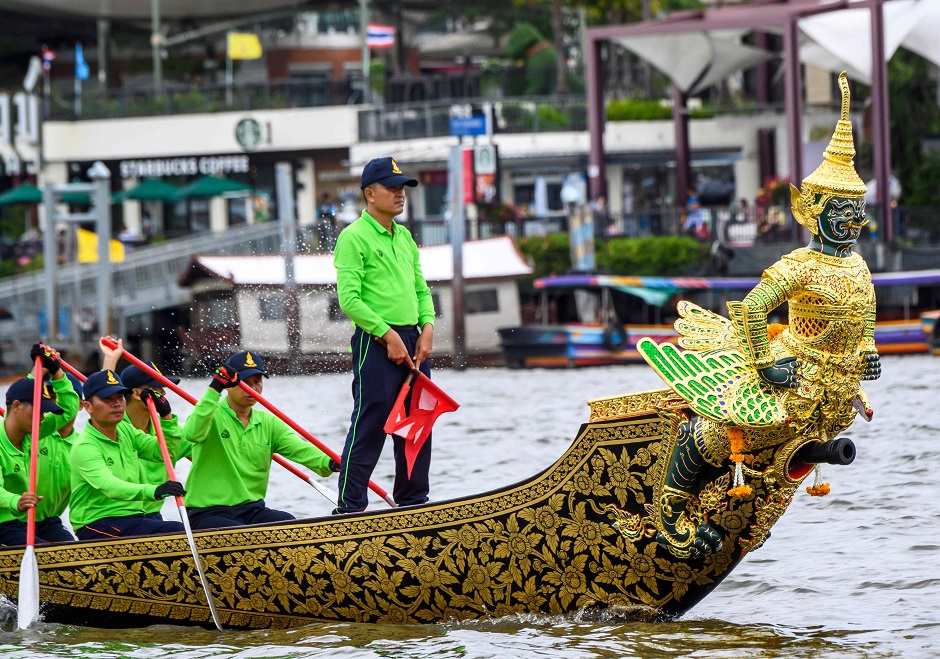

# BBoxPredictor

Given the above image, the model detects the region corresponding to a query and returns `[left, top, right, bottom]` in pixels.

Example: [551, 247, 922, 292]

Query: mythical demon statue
[639, 72, 881, 559]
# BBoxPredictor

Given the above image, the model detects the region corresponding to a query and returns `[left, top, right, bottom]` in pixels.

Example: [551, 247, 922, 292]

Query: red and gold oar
[234, 380, 397, 508]
[93, 340, 348, 505]
[16, 356, 43, 629]
[143, 395, 224, 631]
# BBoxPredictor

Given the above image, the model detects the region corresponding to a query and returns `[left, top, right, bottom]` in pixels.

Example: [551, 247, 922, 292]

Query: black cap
[121, 363, 181, 390]
[83, 370, 131, 400]
[5, 378, 64, 415]
[224, 350, 268, 379]
[360, 157, 418, 189]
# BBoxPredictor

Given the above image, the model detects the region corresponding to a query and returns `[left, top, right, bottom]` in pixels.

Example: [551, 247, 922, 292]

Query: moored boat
[499, 272, 940, 367]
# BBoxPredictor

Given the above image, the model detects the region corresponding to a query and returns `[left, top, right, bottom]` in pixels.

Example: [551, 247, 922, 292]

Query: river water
[1, 355, 937, 657]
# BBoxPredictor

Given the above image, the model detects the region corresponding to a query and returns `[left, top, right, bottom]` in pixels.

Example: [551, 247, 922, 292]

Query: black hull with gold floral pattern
[0, 387, 812, 629]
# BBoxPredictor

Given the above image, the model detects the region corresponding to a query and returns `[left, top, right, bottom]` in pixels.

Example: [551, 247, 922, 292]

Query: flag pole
[225, 33, 233, 107]
[359, 0, 370, 104]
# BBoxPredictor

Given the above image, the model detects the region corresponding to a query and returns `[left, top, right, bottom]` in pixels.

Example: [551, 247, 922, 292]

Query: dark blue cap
[5, 378, 64, 414]
[65, 372, 84, 399]
[224, 350, 268, 379]
[360, 157, 418, 189]
[83, 370, 131, 400]
[121, 363, 181, 390]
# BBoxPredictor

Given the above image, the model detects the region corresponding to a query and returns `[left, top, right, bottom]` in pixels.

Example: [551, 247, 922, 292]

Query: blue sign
[449, 116, 487, 137]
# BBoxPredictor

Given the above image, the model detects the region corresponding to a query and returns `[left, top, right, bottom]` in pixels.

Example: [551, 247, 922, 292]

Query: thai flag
[367, 23, 396, 49]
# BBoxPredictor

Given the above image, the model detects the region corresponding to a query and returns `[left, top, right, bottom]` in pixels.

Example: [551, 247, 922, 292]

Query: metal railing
[49, 78, 366, 121]
[359, 96, 589, 142]
[0, 223, 283, 347]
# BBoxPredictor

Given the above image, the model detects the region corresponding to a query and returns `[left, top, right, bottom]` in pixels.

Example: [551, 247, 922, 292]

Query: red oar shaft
[235, 380, 396, 508]
[94, 339, 349, 500]
[144, 397, 224, 632]
[25, 357, 42, 547]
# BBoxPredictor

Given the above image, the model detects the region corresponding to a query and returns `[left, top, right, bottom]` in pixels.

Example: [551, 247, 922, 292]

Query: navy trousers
[0, 516, 75, 545]
[336, 326, 432, 514]
[188, 499, 294, 530]
[77, 515, 184, 541]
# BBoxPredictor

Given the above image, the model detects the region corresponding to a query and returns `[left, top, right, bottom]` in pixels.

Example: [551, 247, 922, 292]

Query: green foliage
[596, 235, 705, 275]
[516, 233, 706, 279]
[888, 49, 940, 204]
[906, 150, 940, 206]
[606, 97, 715, 121]
[516, 233, 571, 278]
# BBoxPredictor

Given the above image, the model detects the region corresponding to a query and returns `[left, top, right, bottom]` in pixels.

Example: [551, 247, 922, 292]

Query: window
[329, 296, 347, 322]
[431, 293, 443, 317]
[259, 293, 287, 321]
[465, 289, 499, 314]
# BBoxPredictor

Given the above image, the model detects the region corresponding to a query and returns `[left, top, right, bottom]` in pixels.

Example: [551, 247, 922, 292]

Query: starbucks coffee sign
[235, 117, 264, 152]
[119, 154, 250, 179]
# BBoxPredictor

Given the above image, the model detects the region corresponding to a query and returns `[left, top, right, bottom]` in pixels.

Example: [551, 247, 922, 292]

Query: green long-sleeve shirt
[125, 412, 189, 515]
[333, 210, 435, 338]
[181, 388, 332, 509]
[0, 375, 80, 524]
[69, 416, 181, 531]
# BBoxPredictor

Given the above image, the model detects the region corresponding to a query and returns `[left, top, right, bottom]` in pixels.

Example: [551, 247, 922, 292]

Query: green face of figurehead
[790, 72, 869, 258]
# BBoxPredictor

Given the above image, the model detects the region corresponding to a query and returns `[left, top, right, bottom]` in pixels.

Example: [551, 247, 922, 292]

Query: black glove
[328, 459, 341, 473]
[30, 343, 61, 375]
[154, 480, 186, 500]
[209, 365, 239, 392]
[140, 387, 171, 417]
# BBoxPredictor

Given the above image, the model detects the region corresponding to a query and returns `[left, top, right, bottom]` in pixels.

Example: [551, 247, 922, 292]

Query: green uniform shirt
[334, 210, 435, 337]
[0, 376, 80, 524]
[34, 432, 75, 521]
[125, 412, 188, 515]
[182, 389, 333, 509]
[69, 416, 181, 531]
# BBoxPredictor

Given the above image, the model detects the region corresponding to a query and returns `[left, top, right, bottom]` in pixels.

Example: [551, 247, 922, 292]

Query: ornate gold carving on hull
[588, 388, 685, 422]
[0, 397, 797, 630]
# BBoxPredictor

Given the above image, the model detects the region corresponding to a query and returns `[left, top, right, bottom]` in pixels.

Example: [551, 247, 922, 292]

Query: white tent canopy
[798, 0, 940, 83]
[614, 30, 776, 94]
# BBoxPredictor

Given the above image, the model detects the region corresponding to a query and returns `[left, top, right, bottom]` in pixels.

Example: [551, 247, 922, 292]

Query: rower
[33, 371, 85, 539]
[181, 350, 335, 530]
[0, 344, 80, 545]
[69, 370, 186, 541]
[99, 337, 190, 519]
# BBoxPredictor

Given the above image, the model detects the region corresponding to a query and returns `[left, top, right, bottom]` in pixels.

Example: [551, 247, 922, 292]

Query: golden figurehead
[637, 72, 881, 559]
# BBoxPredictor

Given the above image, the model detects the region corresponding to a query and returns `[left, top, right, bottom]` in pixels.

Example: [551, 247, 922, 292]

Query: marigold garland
[806, 464, 830, 497]
[766, 323, 788, 341]
[806, 483, 831, 496]
[727, 428, 752, 497]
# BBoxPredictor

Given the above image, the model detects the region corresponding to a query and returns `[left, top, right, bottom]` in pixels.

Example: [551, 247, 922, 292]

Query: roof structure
[179, 235, 533, 287]
[585, 0, 897, 239]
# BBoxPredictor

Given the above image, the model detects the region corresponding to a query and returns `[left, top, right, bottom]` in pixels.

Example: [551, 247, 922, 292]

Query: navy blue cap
[121, 363, 181, 390]
[5, 378, 64, 415]
[64, 372, 84, 399]
[360, 157, 418, 189]
[224, 350, 268, 379]
[83, 370, 131, 400]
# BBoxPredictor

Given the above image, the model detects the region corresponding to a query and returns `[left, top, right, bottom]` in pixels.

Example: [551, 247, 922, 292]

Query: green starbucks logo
[235, 118, 263, 151]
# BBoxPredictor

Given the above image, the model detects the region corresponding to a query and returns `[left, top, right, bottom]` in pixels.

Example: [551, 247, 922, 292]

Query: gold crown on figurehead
[790, 71, 867, 234]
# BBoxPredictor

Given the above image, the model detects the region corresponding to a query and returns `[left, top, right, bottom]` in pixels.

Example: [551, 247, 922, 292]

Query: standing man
[70, 370, 185, 541]
[333, 157, 435, 514]
[181, 350, 335, 530]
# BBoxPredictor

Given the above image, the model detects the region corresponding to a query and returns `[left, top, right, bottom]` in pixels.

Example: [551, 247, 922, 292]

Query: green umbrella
[121, 178, 180, 202]
[176, 175, 252, 199]
[0, 184, 42, 206]
[61, 190, 92, 205]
